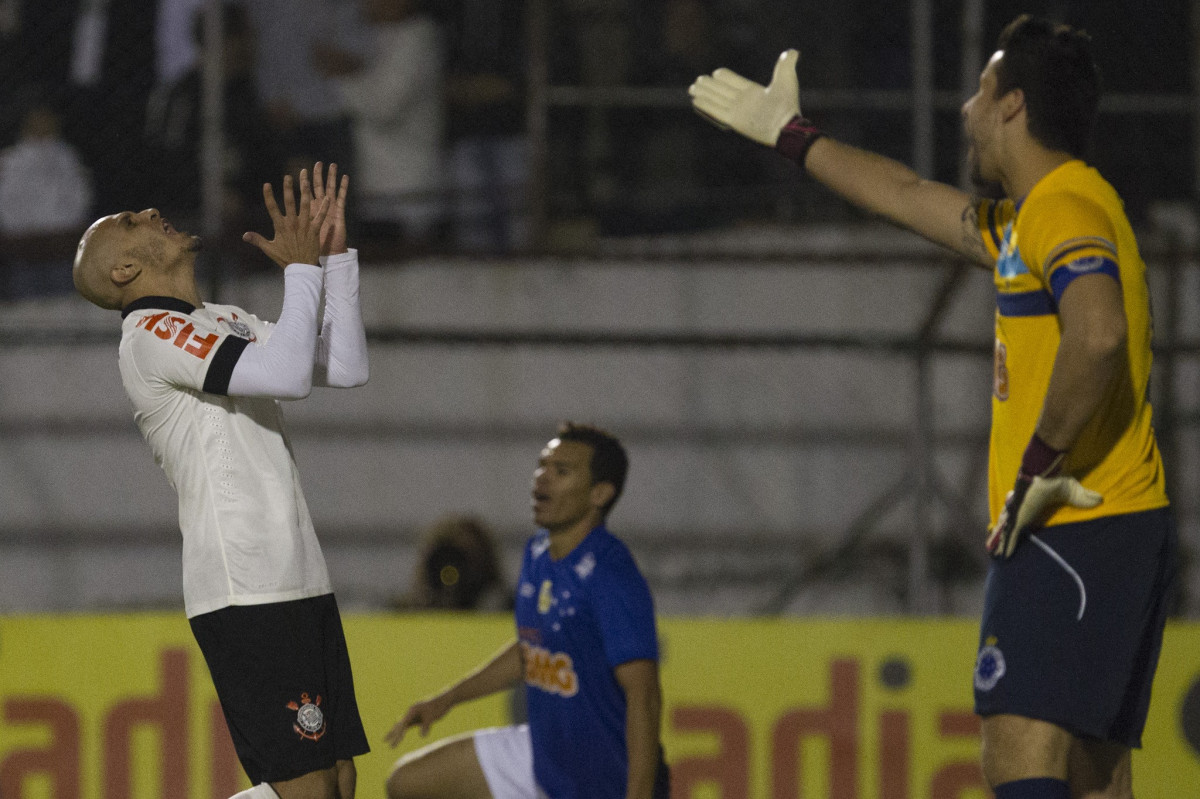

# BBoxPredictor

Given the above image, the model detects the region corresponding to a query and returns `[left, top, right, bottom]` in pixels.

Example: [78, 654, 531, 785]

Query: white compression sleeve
[226, 264, 322, 399]
[315, 248, 369, 387]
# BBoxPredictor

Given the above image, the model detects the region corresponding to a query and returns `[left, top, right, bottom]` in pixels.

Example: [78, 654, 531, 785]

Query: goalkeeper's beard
[965, 143, 1005, 199]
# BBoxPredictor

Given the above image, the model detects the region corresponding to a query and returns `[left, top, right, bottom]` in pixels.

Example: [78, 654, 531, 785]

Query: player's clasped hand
[688, 49, 801, 147]
[242, 168, 331, 269]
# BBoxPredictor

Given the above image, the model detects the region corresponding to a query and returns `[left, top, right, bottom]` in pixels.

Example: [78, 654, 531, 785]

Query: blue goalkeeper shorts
[973, 507, 1177, 747]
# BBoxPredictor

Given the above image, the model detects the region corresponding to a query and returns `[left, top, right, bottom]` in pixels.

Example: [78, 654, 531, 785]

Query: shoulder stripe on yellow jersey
[1048, 257, 1121, 304]
[996, 289, 1056, 317]
[1044, 236, 1116, 272]
[1047, 243, 1113, 272]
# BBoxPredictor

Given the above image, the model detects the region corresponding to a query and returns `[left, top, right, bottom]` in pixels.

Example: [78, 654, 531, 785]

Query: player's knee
[385, 753, 446, 799]
[385, 763, 412, 799]
[980, 715, 1072, 786]
[385, 735, 488, 799]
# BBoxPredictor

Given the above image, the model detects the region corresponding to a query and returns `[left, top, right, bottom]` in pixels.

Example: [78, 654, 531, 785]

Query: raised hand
[689, 49, 801, 147]
[242, 169, 332, 269]
[312, 161, 350, 256]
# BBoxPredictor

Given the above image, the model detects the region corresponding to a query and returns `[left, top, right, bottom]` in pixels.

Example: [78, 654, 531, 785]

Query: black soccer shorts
[190, 593, 371, 784]
[973, 507, 1177, 746]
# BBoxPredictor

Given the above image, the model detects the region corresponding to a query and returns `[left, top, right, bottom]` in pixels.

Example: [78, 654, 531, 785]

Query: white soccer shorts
[472, 724, 543, 799]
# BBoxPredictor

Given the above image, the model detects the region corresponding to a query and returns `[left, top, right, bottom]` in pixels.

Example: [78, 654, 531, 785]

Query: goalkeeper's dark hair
[555, 421, 628, 517]
[994, 14, 1101, 159]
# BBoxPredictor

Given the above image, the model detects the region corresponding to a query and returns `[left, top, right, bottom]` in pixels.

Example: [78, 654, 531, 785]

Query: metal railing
[3, 245, 1196, 614]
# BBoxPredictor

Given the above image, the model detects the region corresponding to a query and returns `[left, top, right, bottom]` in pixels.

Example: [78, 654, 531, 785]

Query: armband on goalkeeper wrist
[775, 115, 824, 168]
[1018, 432, 1065, 480]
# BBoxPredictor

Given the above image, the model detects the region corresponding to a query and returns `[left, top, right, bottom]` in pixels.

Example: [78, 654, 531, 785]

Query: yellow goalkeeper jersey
[976, 159, 1168, 528]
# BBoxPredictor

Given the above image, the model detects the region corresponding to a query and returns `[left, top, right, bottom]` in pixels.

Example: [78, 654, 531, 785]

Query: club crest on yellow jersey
[996, 224, 1028, 280]
[993, 342, 1009, 401]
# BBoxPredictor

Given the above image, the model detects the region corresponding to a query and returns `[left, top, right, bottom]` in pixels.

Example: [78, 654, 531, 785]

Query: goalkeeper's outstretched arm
[804, 137, 993, 267]
[690, 50, 993, 267]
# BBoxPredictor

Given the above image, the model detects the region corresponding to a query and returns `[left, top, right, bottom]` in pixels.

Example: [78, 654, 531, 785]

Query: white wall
[3, 223, 1197, 615]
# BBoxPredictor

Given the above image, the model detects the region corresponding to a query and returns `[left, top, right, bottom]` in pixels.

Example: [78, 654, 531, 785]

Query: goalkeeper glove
[688, 49, 824, 167]
[986, 434, 1102, 559]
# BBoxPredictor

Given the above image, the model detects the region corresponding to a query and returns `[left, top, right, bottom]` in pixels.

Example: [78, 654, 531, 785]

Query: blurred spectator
[395, 514, 510, 611]
[67, 0, 157, 212]
[602, 0, 744, 234]
[317, 0, 445, 250]
[143, 2, 281, 242]
[646, 0, 718, 83]
[155, 0, 205, 84]
[245, 0, 360, 178]
[557, 0, 640, 212]
[0, 94, 94, 301]
[443, 0, 528, 253]
[0, 0, 78, 141]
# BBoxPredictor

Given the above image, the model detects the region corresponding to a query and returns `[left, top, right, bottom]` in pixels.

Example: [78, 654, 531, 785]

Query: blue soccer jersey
[514, 525, 659, 799]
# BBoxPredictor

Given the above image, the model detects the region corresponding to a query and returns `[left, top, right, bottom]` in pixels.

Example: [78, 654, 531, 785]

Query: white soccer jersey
[118, 263, 349, 617]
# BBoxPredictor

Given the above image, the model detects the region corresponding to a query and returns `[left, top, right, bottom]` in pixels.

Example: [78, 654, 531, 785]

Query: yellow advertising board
[1, 615, 1197, 798]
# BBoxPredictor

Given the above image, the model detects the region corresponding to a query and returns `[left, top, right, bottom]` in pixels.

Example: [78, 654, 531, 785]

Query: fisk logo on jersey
[521, 642, 579, 697]
[135, 312, 219, 359]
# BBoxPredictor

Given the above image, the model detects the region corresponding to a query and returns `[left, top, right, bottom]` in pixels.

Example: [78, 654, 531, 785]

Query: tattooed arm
[803, 137, 994, 267]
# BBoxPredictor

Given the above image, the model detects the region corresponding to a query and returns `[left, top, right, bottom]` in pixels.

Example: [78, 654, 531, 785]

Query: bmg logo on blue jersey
[521, 641, 579, 697]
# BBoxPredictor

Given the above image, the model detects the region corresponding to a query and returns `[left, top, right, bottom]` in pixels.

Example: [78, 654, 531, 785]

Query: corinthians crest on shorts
[287, 692, 326, 741]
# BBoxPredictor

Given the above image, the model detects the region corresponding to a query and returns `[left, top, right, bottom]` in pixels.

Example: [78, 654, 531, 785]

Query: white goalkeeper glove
[986, 435, 1102, 559]
[689, 49, 801, 146]
[689, 50, 824, 166]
